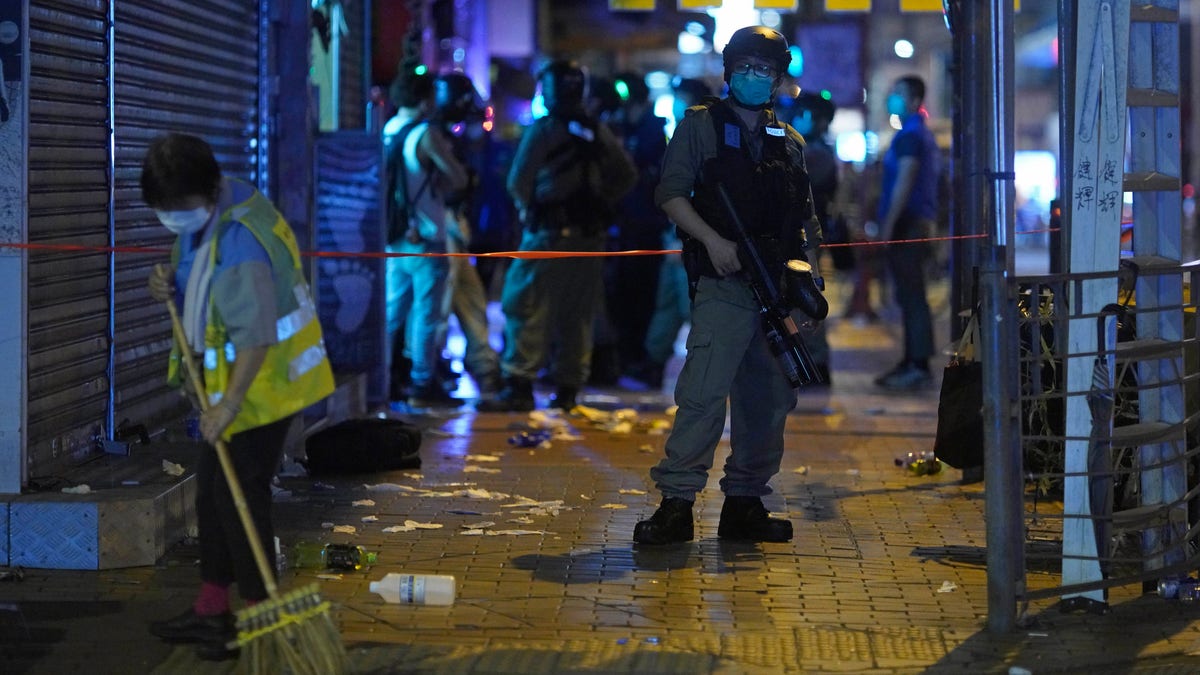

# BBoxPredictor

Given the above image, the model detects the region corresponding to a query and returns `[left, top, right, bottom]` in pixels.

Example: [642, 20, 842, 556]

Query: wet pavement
[6, 268, 1200, 674]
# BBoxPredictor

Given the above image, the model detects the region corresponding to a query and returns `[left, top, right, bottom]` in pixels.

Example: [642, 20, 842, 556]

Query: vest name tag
[765, 126, 785, 137]
[724, 123, 740, 148]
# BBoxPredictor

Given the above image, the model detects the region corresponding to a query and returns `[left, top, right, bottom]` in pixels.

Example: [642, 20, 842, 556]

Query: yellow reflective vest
[168, 183, 334, 439]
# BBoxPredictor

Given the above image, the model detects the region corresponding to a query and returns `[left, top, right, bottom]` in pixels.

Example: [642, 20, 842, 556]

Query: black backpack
[301, 418, 422, 475]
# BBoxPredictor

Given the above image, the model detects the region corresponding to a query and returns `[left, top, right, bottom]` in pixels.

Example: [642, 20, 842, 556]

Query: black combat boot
[717, 496, 793, 542]
[475, 376, 535, 412]
[633, 497, 694, 545]
[549, 387, 578, 411]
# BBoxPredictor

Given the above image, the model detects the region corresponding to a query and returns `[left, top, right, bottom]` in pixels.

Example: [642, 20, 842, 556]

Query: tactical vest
[683, 99, 812, 279]
[168, 180, 335, 439]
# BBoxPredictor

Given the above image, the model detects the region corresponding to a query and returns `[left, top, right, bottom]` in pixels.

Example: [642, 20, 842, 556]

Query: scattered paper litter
[579, 494, 594, 500]
[463, 521, 496, 529]
[316, 573, 343, 581]
[270, 485, 292, 500]
[352, 499, 376, 507]
[382, 520, 444, 533]
[487, 529, 548, 536]
[508, 516, 535, 524]
[465, 454, 501, 462]
[937, 581, 958, 593]
[321, 523, 357, 534]
[403, 473, 423, 480]
[361, 515, 379, 523]
[618, 489, 647, 495]
[162, 460, 186, 477]
[846, 469, 861, 476]
[600, 503, 628, 509]
[793, 466, 810, 475]
[464, 465, 501, 474]
[62, 485, 92, 495]
[364, 483, 422, 492]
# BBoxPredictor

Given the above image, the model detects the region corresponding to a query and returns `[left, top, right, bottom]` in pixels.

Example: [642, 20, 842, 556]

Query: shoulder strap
[387, 120, 434, 240]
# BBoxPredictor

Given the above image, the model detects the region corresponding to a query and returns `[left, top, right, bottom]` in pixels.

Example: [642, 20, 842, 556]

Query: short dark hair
[389, 72, 434, 109]
[897, 75, 926, 103]
[140, 133, 221, 209]
[794, 91, 836, 123]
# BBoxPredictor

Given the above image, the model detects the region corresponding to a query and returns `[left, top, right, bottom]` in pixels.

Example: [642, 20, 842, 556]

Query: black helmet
[539, 60, 586, 116]
[722, 26, 790, 82]
[434, 72, 483, 123]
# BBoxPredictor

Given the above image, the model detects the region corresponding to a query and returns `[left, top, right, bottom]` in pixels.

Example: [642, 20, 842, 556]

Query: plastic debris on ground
[321, 523, 357, 534]
[352, 499, 376, 507]
[162, 460, 186, 477]
[381, 520, 444, 533]
[794, 466, 810, 475]
[938, 581, 958, 593]
[361, 515, 379, 523]
[464, 465, 501, 473]
[61, 485, 91, 495]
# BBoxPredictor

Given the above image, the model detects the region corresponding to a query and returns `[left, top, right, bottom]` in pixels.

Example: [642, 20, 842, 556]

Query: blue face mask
[729, 73, 774, 108]
[886, 93, 907, 117]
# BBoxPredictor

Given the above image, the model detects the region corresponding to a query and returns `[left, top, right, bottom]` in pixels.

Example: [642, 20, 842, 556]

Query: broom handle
[165, 298, 281, 601]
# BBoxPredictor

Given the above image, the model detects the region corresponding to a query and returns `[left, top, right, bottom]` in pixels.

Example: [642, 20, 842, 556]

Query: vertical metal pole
[105, 0, 116, 444]
[1055, 0, 1076, 274]
[983, 0, 1023, 634]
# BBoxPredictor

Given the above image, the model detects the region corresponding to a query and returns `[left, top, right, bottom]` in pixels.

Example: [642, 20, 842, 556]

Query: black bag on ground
[934, 312, 984, 470]
[302, 418, 422, 475]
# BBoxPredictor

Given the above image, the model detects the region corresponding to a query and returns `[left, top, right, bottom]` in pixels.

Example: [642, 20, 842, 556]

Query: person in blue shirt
[873, 75, 941, 390]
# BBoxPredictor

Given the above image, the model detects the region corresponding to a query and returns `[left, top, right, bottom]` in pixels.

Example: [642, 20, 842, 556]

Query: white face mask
[155, 206, 212, 235]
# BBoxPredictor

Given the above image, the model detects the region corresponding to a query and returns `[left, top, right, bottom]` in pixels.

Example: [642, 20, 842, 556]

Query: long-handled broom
[165, 298, 347, 674]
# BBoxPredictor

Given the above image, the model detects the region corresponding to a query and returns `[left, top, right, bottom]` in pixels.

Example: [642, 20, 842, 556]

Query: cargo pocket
[676, 329, 713, 409]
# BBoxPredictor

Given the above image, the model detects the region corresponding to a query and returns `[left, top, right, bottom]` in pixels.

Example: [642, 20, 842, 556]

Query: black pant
[885, 215, 935, 363]
[196, 415, 292, 601]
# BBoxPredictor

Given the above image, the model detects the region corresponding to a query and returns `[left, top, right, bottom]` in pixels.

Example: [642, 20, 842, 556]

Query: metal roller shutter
[338, 0, 365, 130]
[110, 0, 261, 432]
[25, 0, 112, 476]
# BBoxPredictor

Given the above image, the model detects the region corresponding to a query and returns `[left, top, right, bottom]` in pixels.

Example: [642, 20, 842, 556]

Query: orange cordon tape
[0, 229, 1052, 259]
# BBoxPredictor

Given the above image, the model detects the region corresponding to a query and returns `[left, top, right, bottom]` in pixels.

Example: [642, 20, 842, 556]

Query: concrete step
[1, 372, 367, 570]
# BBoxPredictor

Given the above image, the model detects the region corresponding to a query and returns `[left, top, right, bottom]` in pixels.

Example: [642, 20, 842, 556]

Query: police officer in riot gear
[478, 60, 636, 412]
[634, 26, 823, 545]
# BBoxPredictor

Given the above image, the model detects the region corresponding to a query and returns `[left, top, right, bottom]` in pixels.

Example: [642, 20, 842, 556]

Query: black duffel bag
[301, 418, 422, 475]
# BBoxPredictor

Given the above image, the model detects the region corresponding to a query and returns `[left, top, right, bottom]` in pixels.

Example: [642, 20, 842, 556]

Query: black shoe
[549, 387, 578, 411]
[633, 497, 694, 545]
[717, 496, 793, 542]
[408, 382, 463, 408]
[149, 608, 235, 644]
[195, 637, 239, 661]
[475, 377, 535, 412]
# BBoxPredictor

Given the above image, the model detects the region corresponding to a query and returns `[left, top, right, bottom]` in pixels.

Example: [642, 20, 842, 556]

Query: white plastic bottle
[369, 573, 456, 606]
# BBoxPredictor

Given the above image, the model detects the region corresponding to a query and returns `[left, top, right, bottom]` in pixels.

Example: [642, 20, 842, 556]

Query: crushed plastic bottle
[508, 429, 553, 448]
[895, 450, 942, 476]
[291, 542, 378, 571]
[1158, 576, 1200, 601]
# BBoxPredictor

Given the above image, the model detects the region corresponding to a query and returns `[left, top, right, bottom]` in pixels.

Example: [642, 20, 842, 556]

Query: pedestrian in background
[632, 77, 716, 390]
[382, 72, 470, 407]
[143, 133, 334, 660]
[873, 75, 940, 391]
[789, 90, 839, 386]
[609, 70, 670, 385]
[479, 60, 636, 412]
[634, 26, 821, 545]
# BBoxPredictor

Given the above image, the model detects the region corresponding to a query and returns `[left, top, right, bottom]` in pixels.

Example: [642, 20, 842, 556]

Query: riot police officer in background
[634, 26, 822, 545]
[432, 72, 504, 396]
[478, 60, 636, 412]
